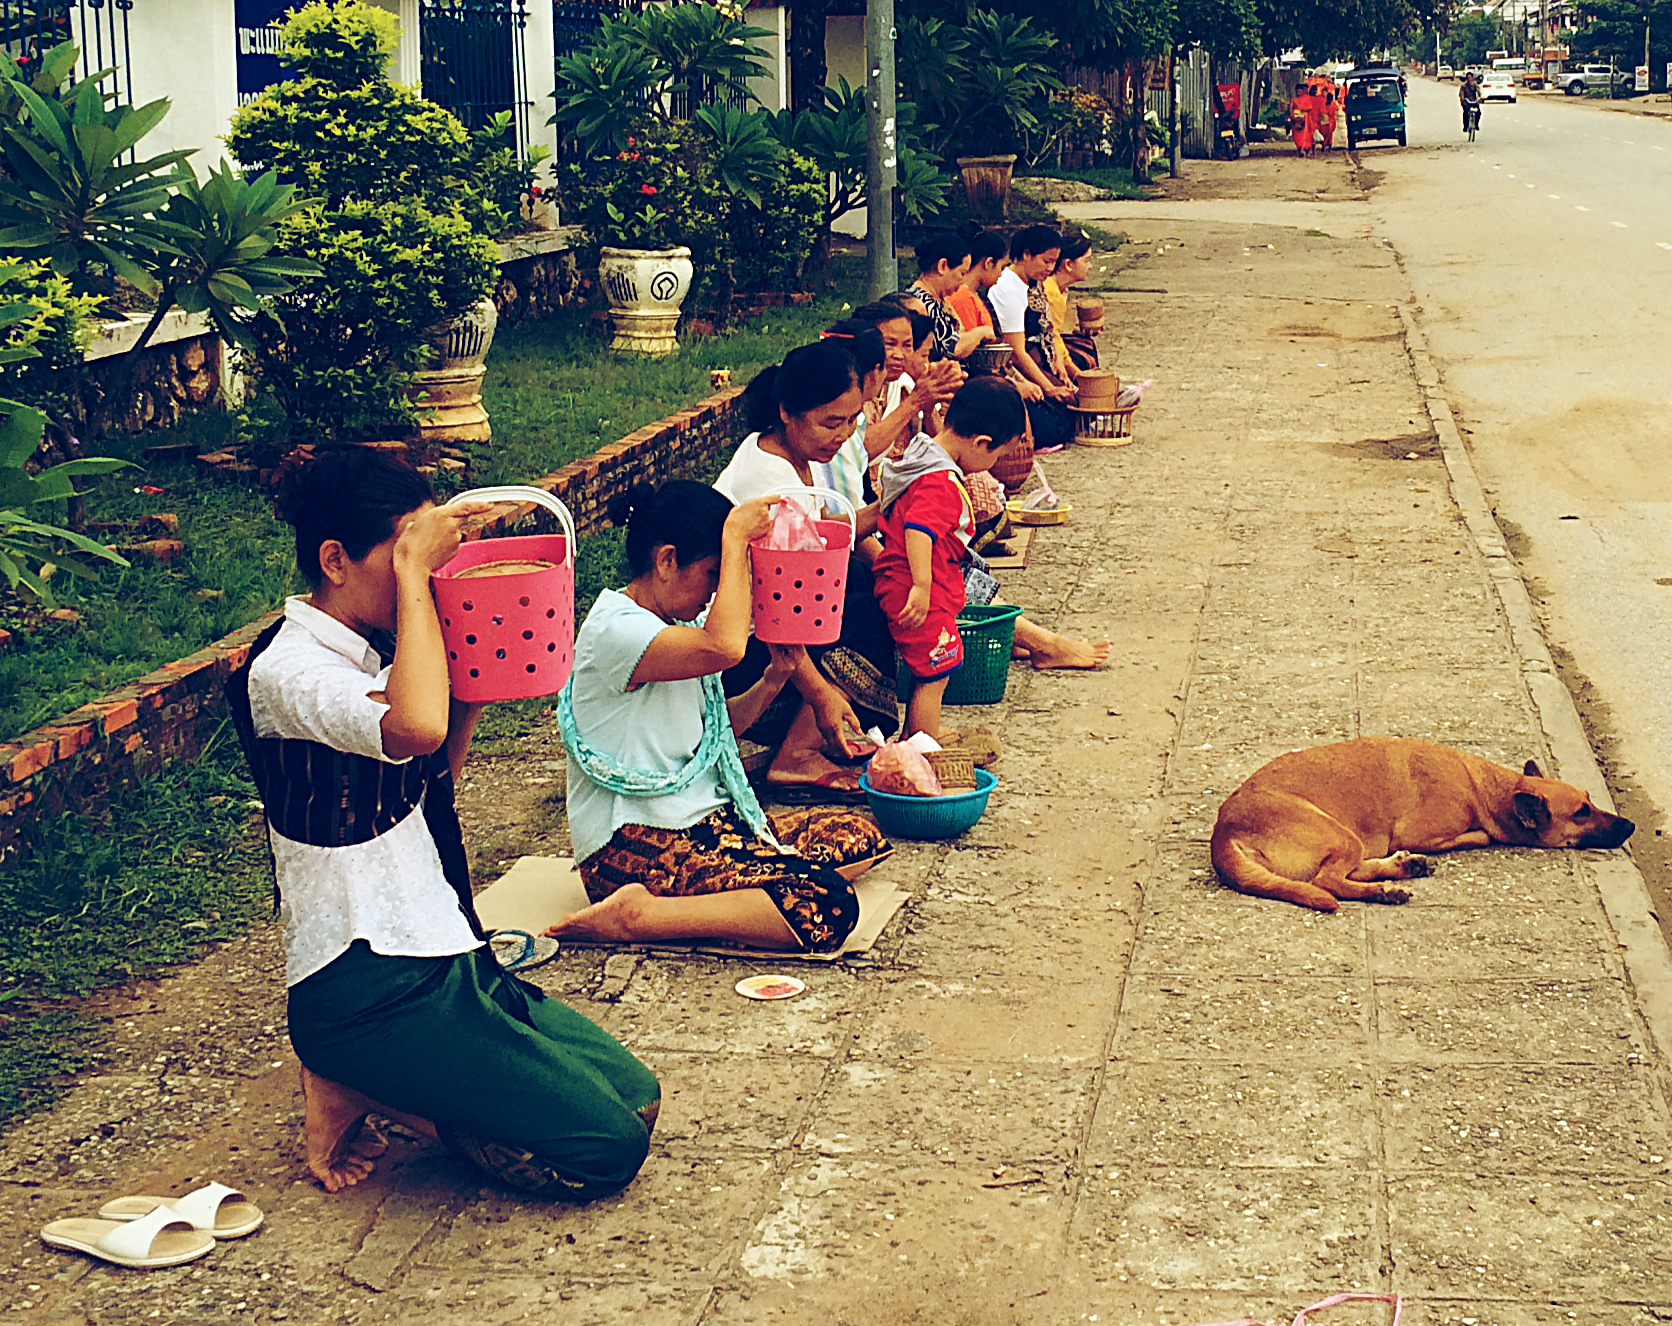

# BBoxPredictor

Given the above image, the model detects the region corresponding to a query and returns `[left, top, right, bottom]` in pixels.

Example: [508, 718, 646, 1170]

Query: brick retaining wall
[0, 384, 748, 864]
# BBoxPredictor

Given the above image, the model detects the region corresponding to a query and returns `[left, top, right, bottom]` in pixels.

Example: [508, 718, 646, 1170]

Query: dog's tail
[1209, 825, 1341, 912]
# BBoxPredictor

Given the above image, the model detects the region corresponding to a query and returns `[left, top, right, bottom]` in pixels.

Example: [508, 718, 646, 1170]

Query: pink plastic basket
[748, 486, 857, 646]
[431, 486, 576, 703]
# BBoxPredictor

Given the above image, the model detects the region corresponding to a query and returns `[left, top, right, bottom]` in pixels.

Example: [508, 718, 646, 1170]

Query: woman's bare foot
[765, 751, 862, 792]
[300, 1068, 389, 1193]
[545, 883, 654, 942]
[1027, 634, 1111, 670]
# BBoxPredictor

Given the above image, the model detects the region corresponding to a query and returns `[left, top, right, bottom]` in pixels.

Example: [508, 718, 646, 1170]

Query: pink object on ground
[749, 486, 856, 646]
[1192, 1292, 1402, 1326]
[432, 486, 577, 703]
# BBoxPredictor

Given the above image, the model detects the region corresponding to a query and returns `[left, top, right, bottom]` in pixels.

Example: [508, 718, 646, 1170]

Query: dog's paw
[1391, 851, 1435, 879]
[1373, 886, 1412, 905]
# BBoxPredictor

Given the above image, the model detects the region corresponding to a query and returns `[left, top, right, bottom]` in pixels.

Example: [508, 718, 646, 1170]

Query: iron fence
[0, 0, 135, 104]
[421, 0, 531, 149]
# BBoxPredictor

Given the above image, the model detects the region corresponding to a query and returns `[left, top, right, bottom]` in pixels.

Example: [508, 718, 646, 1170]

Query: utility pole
[1169, 50, 1180, 178]
[864, 0, 897, 303]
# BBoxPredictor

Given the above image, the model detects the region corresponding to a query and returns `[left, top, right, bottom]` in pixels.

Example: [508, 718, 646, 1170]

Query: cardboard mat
[982, 523, 1035, 571]
[475, 855, 910, 963]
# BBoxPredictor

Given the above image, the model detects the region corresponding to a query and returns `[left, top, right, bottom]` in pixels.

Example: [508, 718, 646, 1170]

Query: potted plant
[227, 0, 526, 448]
[552, 0, 837, 339]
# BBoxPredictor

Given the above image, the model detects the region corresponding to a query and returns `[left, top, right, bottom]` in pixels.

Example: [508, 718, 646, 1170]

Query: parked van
[1344, 72, 1406, 149]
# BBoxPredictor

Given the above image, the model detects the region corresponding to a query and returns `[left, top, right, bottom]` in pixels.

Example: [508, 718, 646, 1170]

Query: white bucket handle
[763, 485, 857, 552]
[446, 485, 577, 569]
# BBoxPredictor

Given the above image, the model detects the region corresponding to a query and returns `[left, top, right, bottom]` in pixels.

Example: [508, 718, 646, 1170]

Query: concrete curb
[1397, 301, 1672, 1064]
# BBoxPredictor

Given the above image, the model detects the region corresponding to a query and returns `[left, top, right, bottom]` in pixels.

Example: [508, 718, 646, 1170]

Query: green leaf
[0, 399, 45, 470]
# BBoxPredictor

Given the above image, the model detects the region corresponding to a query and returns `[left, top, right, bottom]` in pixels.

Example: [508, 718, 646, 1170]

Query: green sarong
[288, 941, 659, 1202]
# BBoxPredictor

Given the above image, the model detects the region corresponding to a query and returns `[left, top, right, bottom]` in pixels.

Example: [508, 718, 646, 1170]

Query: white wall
[824, 15, 865, 94]
[522, 0, 561, 173]
[749, 5, 789, 113]
[122, 0, 238, 168]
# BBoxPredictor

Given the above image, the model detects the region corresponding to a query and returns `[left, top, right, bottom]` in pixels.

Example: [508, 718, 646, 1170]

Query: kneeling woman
[228, 448, 659, 1200]
[548, 481, 890, 951]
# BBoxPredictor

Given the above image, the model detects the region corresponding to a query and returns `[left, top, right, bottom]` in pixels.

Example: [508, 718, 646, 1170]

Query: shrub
[228, 0, 504, 442]
[732, 150, 822, 291]
[227, 76, 470, 212]
[0, 260, 99, 421]
[245, 200, 497, 440]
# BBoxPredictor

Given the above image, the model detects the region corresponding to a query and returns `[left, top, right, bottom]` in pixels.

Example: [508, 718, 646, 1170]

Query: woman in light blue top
[550, 480, 889, 951]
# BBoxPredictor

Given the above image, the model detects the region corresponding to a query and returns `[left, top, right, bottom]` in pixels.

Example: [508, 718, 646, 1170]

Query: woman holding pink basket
[549, 479, 889, 952]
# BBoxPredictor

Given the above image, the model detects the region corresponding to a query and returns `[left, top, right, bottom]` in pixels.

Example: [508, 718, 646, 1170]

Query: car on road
[1344, 73, 1406, 149]
[1482, 71, 1518, 102]
[1558, 64, 1620, 95]
[1438, 64, 1455, 80]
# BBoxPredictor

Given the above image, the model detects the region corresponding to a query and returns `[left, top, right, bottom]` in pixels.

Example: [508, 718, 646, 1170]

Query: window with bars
[420, 0, 531, 148]
[0, 0, 136, 104]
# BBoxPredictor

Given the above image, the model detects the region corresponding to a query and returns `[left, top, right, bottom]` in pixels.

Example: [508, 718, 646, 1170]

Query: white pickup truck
[1558, 64, 1620, 94]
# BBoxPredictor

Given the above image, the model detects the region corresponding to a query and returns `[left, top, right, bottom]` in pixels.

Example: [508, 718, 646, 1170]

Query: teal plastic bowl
[859, 767, 998, 839]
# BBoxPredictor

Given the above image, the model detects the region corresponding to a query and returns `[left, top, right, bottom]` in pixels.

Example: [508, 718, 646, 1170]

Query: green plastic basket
[898, 604, 1023, 707]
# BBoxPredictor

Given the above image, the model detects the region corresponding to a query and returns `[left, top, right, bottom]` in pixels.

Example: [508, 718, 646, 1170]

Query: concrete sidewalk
[4, 154, 1672, 1326]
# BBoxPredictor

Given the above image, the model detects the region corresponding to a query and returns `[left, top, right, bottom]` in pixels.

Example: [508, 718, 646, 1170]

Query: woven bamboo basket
[1069, 404, 1139, 447]
[924, 749, 977, 791]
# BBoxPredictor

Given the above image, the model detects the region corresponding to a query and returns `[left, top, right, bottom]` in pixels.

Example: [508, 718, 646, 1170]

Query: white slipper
[41, 1205, 215, 1268]
[98, 1182, 263, 1239]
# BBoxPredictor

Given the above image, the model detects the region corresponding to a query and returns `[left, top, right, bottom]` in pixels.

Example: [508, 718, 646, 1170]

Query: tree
[1571, 0, 1672, 85]
[1255, 0, 1458, 62]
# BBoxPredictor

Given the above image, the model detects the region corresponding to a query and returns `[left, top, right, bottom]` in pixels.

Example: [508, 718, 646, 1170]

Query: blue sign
[236, 0, 293, 102]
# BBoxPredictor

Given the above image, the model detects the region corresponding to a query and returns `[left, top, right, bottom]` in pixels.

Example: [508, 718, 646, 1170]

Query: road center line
[1612, 221, 1628, 228]
[1548, 193, 1561, 199]
[1658, 242, 1672, 250]
[1576, 205, 1591, 212]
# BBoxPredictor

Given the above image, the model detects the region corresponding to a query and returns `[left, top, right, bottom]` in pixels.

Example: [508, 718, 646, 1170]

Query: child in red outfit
[874, 377, 1027, 740]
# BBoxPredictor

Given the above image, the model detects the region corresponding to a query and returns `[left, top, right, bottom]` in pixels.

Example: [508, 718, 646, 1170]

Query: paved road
[1368, 76, 1672, 937]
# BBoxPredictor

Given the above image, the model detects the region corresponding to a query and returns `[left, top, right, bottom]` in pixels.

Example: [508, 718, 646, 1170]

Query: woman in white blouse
[228, 448, 659, 1201]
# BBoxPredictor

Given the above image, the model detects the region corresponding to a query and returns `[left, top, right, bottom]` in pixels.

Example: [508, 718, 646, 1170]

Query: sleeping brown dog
[1210, 737, 1634, 911]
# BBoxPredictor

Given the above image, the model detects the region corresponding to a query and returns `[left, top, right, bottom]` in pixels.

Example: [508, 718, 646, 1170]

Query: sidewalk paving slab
[4, 151, 1672, 1326]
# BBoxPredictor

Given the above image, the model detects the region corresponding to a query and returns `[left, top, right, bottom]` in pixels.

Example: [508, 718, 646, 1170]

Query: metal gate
[0, 0, 137, 104]
[420, 0, 531, 148]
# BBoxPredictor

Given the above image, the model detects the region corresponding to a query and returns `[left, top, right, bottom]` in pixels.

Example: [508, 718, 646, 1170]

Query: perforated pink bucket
[748, 485, 856, 646]
[431, 486, 576, 703]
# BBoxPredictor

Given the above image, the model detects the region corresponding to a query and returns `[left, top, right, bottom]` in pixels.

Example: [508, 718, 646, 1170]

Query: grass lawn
[0, 727, 272, 1121]
[473, 280, 864, 486]
[1021, 164, 1154, 200]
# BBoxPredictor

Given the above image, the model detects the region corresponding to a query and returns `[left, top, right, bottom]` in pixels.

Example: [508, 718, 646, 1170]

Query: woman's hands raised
[723, 495, 778, 549]
[393, 501, 496, 576]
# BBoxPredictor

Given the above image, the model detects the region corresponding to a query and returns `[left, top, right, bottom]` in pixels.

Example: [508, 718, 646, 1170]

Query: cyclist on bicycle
[1460, 73, 1483, 134]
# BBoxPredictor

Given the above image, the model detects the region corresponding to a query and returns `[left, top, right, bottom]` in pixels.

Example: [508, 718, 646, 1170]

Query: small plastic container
[748, 485, 857, 646]
[431, 485, 576, 703]
[859, 767, 998, 839]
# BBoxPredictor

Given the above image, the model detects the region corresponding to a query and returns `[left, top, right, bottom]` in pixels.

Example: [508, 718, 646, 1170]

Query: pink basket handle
[762, 485, 856, 551]
[447, 486, 576, 569]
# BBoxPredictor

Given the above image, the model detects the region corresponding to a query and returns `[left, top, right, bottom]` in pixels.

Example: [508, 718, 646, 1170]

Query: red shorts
[891, 608, 963, 682]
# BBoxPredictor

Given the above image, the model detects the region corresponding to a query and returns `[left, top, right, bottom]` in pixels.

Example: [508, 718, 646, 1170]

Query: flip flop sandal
[42, 1205, 216, 1268]
[98, 1182, 263, 1240]
[764, 772, 868, 805]
[488, 930, 560, 972]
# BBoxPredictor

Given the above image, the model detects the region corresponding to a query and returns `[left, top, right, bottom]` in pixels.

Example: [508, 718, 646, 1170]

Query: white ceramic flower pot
[409, 297, 499, 443]
[598, 245, 693, 355]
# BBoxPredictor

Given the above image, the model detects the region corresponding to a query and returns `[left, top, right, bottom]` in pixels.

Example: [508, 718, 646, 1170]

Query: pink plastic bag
[763, 498, 828, 551]
[867, 741, 943, 797]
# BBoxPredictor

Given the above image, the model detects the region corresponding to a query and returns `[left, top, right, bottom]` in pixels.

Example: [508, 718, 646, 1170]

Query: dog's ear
[1523, 759, 1545, 778]
[1514, 790, 1551, 832]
